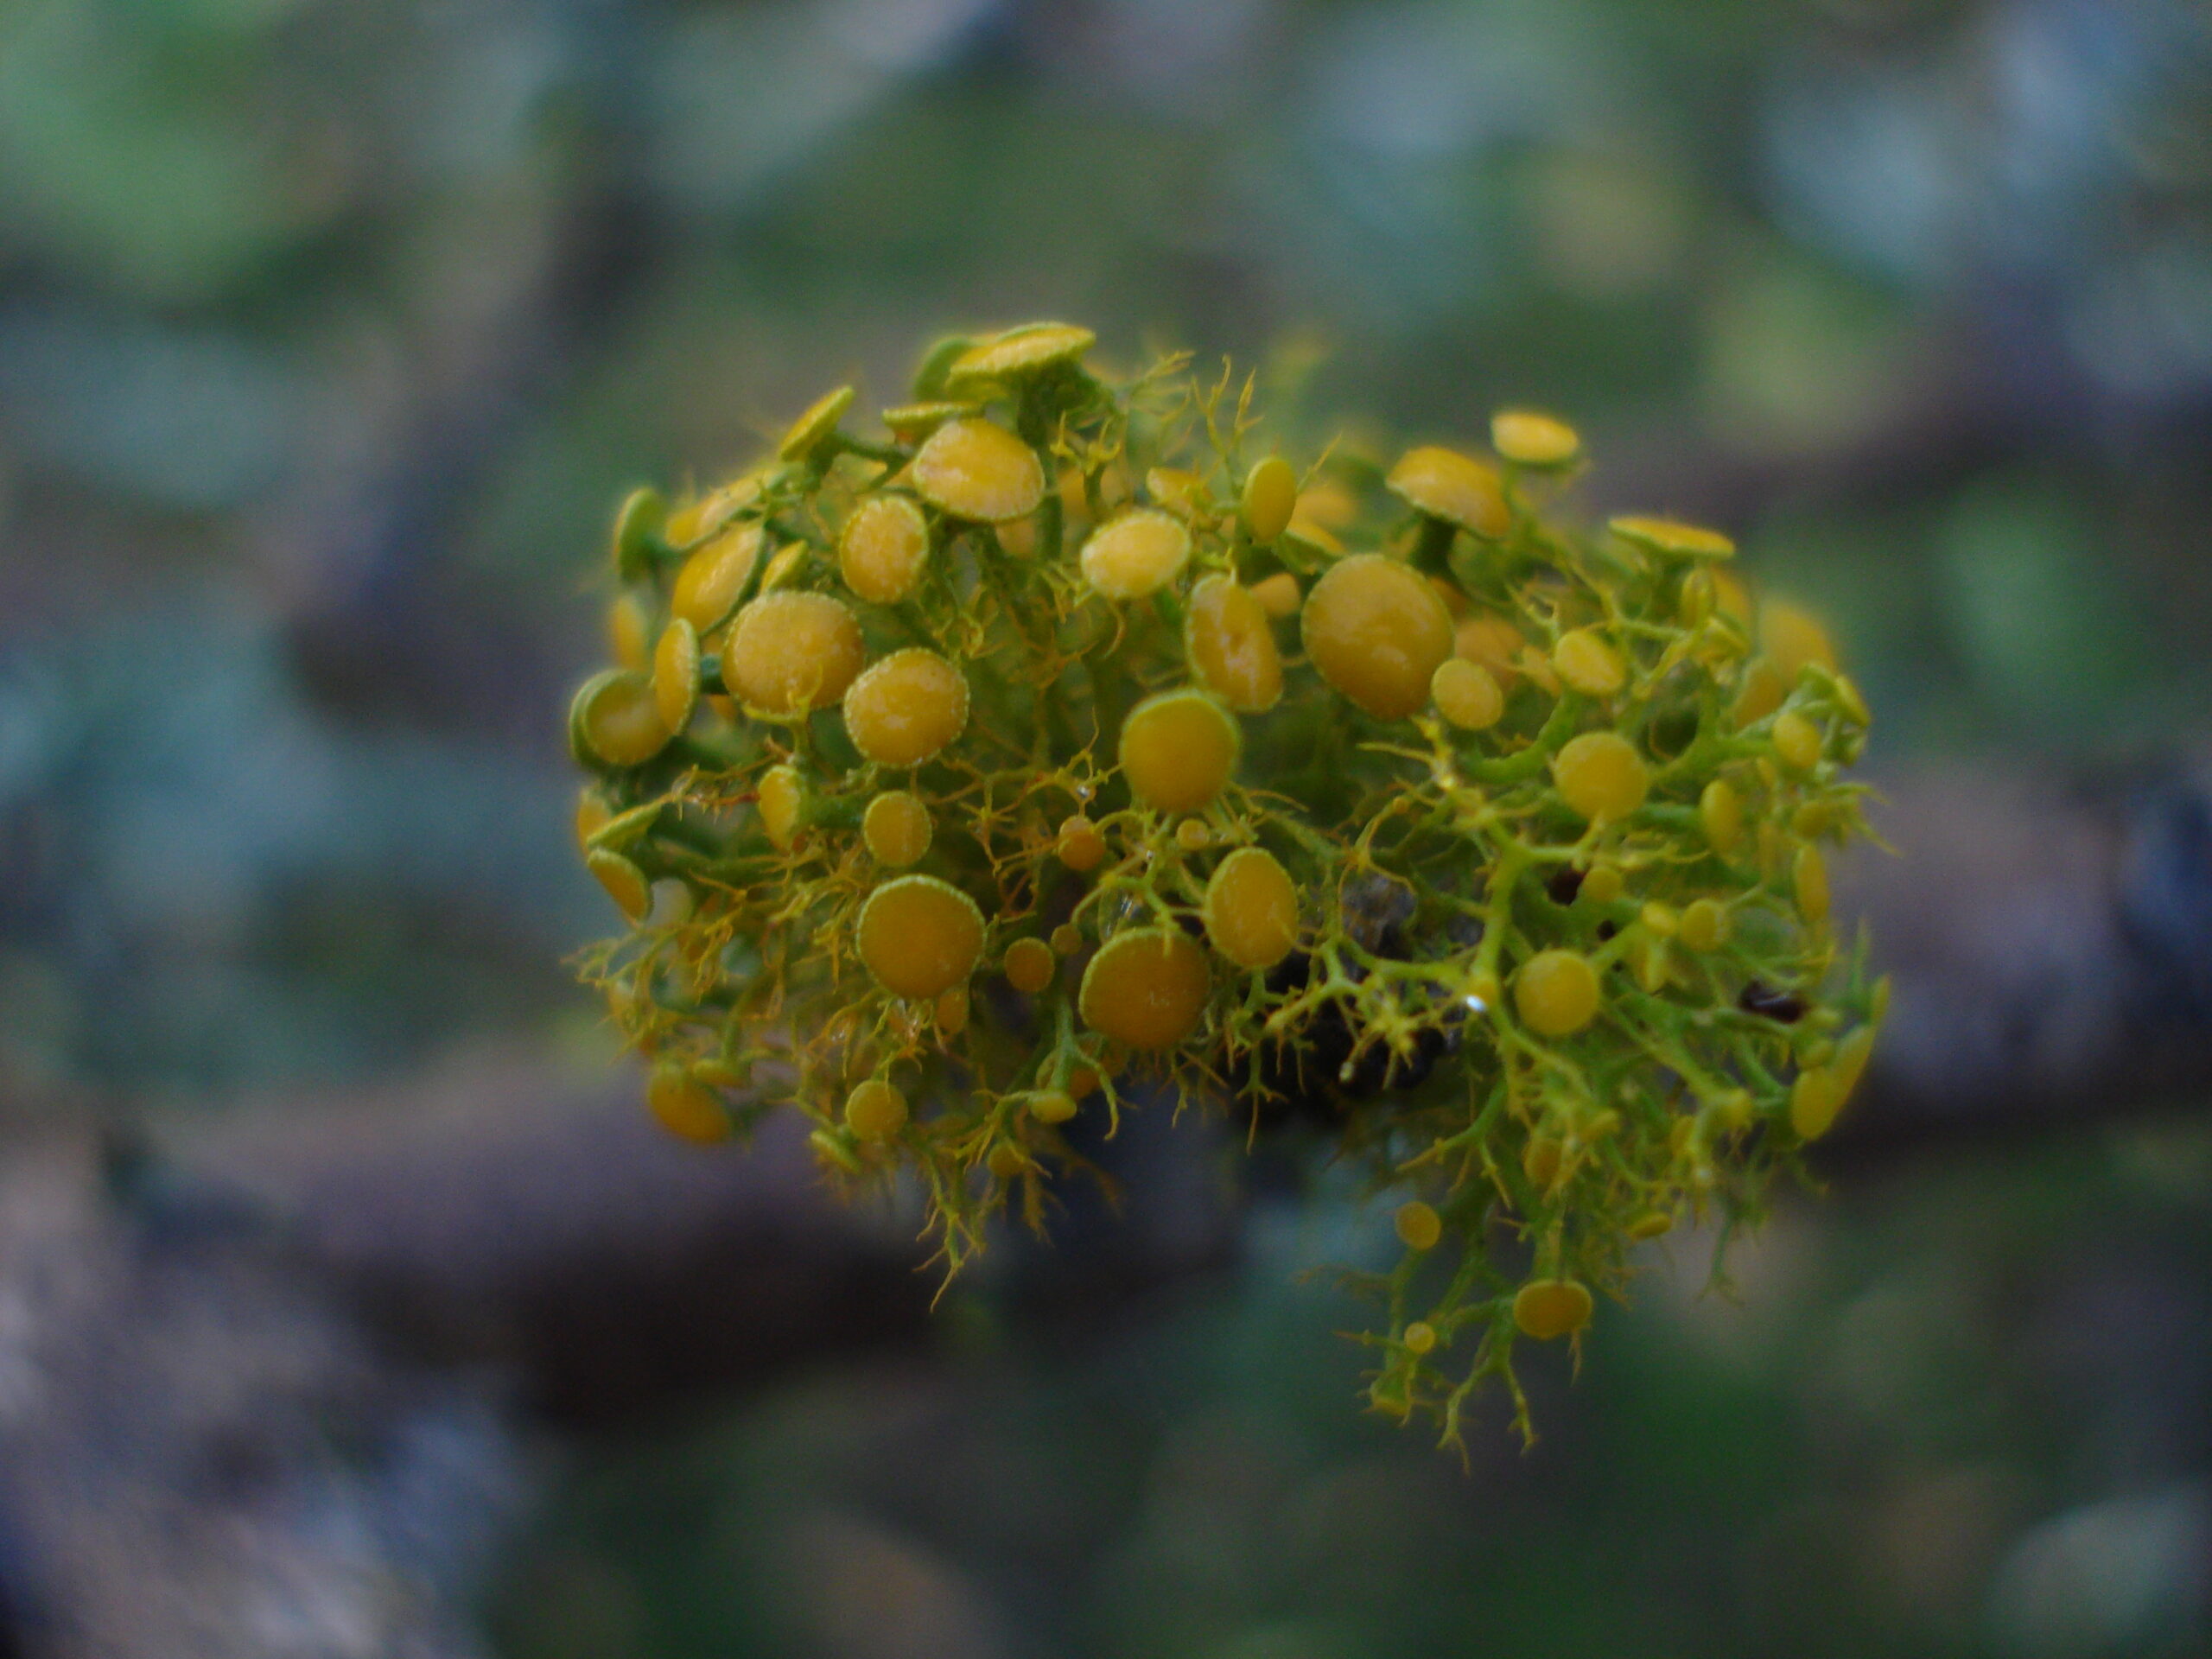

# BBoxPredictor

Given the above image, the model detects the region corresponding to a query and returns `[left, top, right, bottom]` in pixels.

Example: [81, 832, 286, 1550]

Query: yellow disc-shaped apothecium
[1385, 446, 1510, 537]
[671, 524, 765, 633]
[880, 401, 976, 442]
[1056, 814, 1108, 872]
[1551, 627, 1626, 696]
[1491, 409, 1581, 467]
[1700, 778, 1743, 855]
[1771, 709, 1822, 773]
[777, 385, 855, 462]
[1302, 553, 1457, 720]
[1081, 508, 1192, 601]
[1249, 572, 1301, 617]
[1515, 949, 1601, 1037]
[574, 671, 672, 767]
[1609, 515, 1735, 560]
[652, 619, 700, 734]
[1552, 731, 1649, 822]
[1395, 1200, 1444, 1251]
[1402, 1320, 1438, 1356]
[1240, 455, 1299, 542]
[1185, 575, 1284, 712]
[575, 787, 612, 853]
[838, 494, 931, 605]
[757, 764, 805, 850]
[934, 987, 969, 1034]
[587, 849, 652, 919]
[1759, 599, 1838, 678]
[1794, 842, 1830, 925]
[844, 1078, 909, 1141]
[944, 322, 1096, 391]
[1003, 938, 1057, 995]
[607, 593, 651, 671]
[1430, 658, 1503, 730]
[910, 418, 1046, 522]
[1078, 926, 1211, 1051]
[1513, 1279, 1594, 1341]
[721, 591, 866, 715]
[862, 790, 931, 866]
[1118, 689, 1241, 813]
[856, 875, 986, 1001]
[1202, 847, 1300, 969]
[842, 649, 969, 768]
[647, 1065, 733, 1143]
[664, 474, 763, 547]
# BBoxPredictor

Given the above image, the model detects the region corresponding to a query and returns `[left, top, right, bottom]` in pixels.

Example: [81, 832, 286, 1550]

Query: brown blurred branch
[1833, 753, 2212, 1153]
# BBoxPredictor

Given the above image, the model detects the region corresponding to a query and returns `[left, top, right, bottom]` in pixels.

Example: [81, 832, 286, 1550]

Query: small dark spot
[1249, 945, 1452, 1122]
[1596, 921, 1618, 942]
[1264, 950, 1313, 996]
[1546, 866, 1586, 906]
[1739, 980, 1806, 1023]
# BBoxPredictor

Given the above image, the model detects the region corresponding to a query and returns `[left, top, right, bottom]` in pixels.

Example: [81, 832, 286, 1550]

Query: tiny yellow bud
[1771, 709, 1822, 772]
[1580, 863, 1625, 905]
[1003, 938, 1057, 995]
[1240, 455, 1300, 542]
[1491, 409, 1580, 467]
[1516, 950, 1600, 1036]
[1678, 898, 1730, 952]
[1056, 814, 1109, 872]
[1431, 658, 1504, 730]
[844, 1078, 909, 1141]
[1249, 571, 1302, 617]
[1513, 1279, 1594, 1340]
[648, 1065, 732, 1143]
[1395, 1200, 1444, 1251]
[1553, 732, 1649, 822]
[1029, 1090, 1078, 1126]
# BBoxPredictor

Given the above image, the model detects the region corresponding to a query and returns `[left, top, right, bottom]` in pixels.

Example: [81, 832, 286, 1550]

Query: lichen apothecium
[568, 321, 1884, 1447]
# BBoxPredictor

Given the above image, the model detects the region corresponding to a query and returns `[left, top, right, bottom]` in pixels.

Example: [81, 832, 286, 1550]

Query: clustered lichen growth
[568, 321, 1885, 1447]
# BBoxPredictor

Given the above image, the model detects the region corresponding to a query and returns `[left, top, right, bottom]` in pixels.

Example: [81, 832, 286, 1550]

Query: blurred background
[3, 1, 2210, 1656]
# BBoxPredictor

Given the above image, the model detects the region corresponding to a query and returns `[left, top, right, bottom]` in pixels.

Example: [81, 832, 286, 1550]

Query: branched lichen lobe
[569, 325, 1884, 1447]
